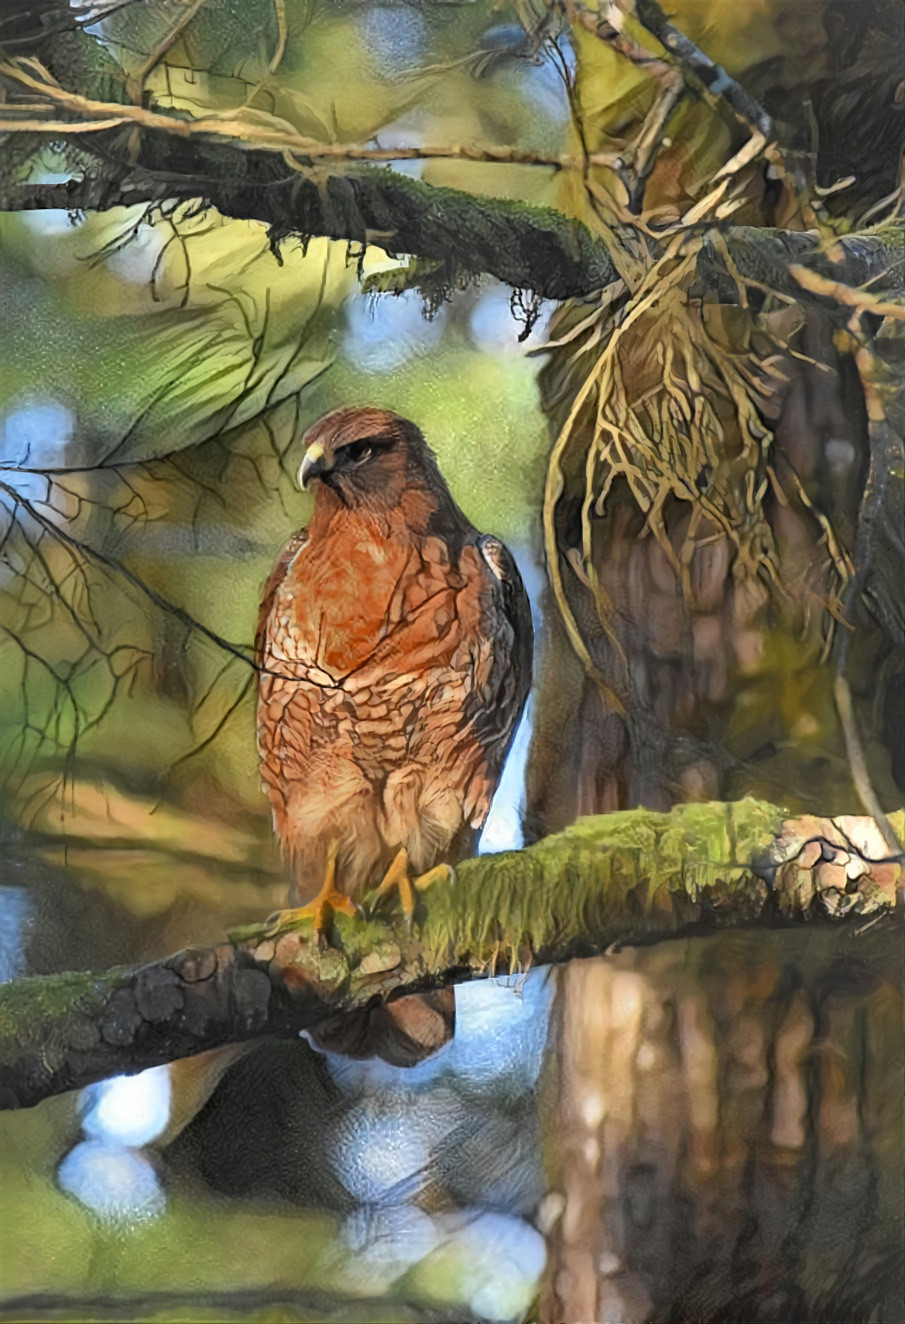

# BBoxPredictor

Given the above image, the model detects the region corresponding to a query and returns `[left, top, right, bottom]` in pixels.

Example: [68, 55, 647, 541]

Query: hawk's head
[299, 407, 450, 520]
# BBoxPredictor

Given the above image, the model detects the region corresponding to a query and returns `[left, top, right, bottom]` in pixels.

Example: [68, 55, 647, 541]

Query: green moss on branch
[1, 800, 901, 1111]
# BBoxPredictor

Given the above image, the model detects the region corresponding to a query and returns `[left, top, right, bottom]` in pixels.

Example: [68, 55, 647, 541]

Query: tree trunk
[538, 925, 904, 1323]
[529, 8, 903, 1311]
[532, 275, 904, 1324]
[532, 300, 904, 1324]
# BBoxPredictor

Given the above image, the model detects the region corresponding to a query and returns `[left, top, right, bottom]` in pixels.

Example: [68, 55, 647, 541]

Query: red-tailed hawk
[254, 407, 532, 1062]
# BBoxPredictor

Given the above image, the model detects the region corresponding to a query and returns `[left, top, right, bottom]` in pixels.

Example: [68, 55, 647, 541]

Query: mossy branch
[1, 6, 903, 305]
[1, 799, 902, 1111]
[0, 45, 901, 305]
[2, 149, 903, 309]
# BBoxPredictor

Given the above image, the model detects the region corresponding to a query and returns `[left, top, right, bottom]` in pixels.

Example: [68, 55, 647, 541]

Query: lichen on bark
[1, 800, 900, 1111]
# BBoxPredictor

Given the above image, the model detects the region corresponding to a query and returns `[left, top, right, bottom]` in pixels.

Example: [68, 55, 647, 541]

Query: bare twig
[126, 0, 208, 104]
[0, 480, 257, 672]
[0, 58, 621, 172]
[789, 264, 905, 321]
[630, 0, 772, 138]
[561, 1, 676, 88]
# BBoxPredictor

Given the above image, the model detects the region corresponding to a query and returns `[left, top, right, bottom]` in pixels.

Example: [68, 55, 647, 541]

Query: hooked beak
[299, 444, 329, 491]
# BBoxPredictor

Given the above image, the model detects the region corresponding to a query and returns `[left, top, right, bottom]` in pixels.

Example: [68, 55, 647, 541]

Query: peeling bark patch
[230, 967, 272, 1032]
[357, 944, 403, 977]
[273, 933, 304, 966]
[100, 989, 143, 1045]
[175, 948, 218, 982]
[134, 968, 185, 1022]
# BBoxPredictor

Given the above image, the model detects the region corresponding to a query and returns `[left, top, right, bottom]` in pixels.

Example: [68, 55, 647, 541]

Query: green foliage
[0, 0, 559, 826]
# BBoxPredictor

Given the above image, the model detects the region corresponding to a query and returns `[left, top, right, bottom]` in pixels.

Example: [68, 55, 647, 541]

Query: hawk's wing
[465, 534, 533, 815]
[254, 530, 308, 669]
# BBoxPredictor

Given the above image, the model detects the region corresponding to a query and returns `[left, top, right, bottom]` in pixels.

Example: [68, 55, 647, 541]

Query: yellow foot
[274, 889, 359, 935]
[264, 842, 358, 942]
[370, 848, 453, 926]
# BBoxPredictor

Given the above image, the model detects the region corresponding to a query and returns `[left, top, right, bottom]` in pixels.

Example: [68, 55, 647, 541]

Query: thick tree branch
[1, 800, 902, 1111]
[1, 156, 619, 301]
[1, 157, 901, 309]
[1, 34, 902, 303]
[1, 5, 902, 305]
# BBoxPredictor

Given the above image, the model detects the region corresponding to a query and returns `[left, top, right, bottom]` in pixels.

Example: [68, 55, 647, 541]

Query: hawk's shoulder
[475, 534, 533, 680]
[477, 534, 510, 582]
[460, 532, 533, 814]
[255, 529, 309, 668]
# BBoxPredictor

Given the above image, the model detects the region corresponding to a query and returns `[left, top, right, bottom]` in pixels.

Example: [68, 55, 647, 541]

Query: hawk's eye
[343, 440, 374, 466]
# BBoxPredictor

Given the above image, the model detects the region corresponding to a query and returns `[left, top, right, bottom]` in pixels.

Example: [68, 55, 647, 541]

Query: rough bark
[2, 168, 902, 309]
[1, 800, 901, 1110]
[538, 922, 905, 1324]
[0, 7, 902, 305]
[0, 167, 618, 303]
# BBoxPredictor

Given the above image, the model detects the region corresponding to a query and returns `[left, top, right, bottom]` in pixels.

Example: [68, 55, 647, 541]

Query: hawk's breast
[262, 529, 484, 769]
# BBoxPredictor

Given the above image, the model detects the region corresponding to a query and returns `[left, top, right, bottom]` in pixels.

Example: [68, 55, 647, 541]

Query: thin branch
[562, 1, 675, 87]
[0, 59, 621, 170]
[0, 123, 622, 174]
[833, 675, 901, 854]
[0, 480, 258, 672]
[631, 0, 772, 138]
[628, 77, 686, 212]
[126, 0, 208, 105]
[789, 264, 905, 321]
[560, 0, 821, 228]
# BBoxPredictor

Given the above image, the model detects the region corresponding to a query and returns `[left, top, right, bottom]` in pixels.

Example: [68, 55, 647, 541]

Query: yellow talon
[413, 863, 454, 892]
[268, 842, 359, 941]
[371, 849, 452, 926]
[373, 847, 416, 921]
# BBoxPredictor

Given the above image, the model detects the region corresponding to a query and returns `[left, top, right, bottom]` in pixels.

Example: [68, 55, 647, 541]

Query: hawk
[254, 407, 532, 1060]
